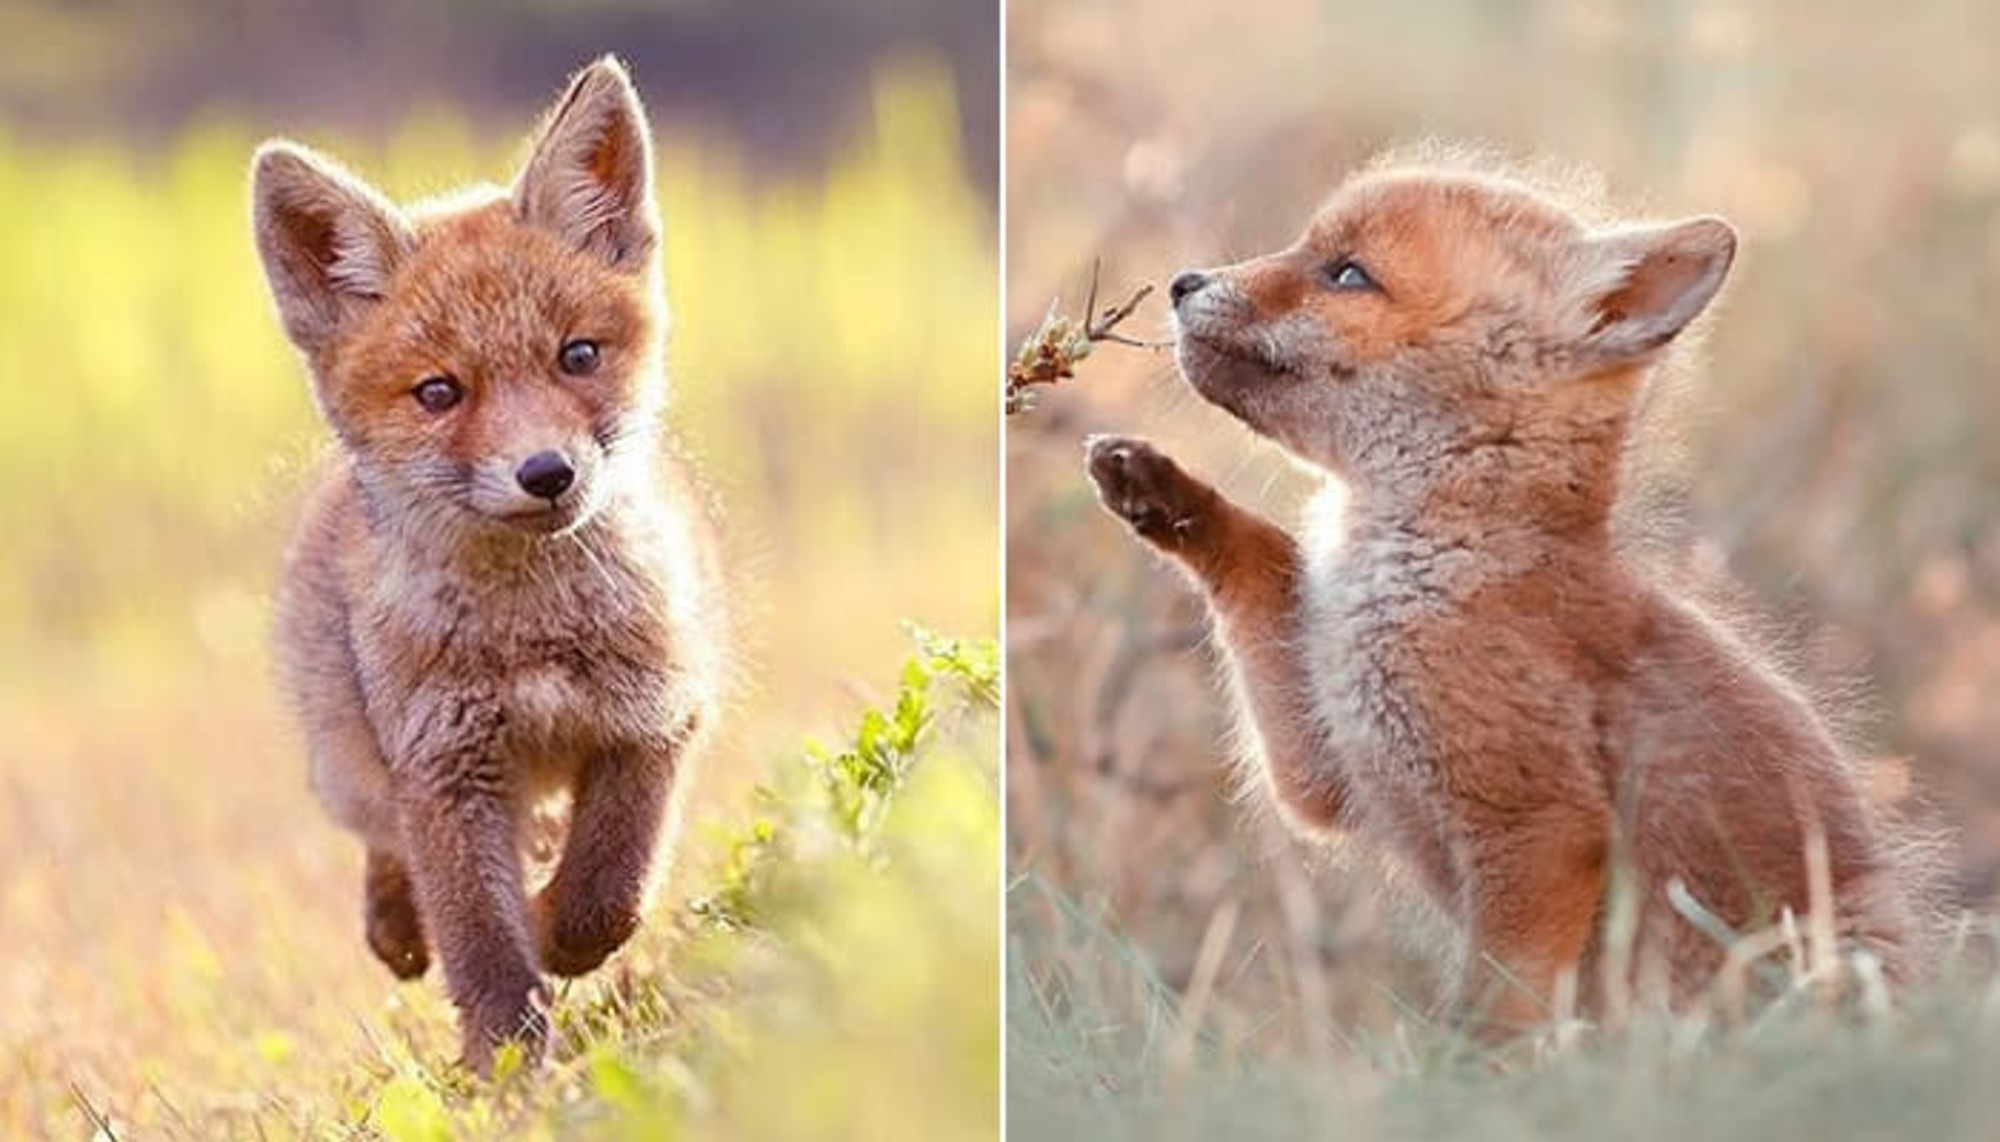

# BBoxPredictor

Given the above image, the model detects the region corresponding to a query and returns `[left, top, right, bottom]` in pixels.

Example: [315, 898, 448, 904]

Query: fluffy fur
[252, 57, 729, 1073]
[1087, 153, 1924, 1033]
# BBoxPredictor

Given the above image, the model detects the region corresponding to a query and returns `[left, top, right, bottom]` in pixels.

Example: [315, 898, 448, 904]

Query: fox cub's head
[252, 57, 664, 536]
[1171, 158, 1735, 497]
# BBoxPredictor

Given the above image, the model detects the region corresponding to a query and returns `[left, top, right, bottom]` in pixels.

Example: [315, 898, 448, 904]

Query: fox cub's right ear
[251, 142, 413, 354]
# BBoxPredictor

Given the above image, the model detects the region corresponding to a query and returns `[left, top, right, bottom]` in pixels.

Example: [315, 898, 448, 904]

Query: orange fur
[1088, 156, 1921, 1033]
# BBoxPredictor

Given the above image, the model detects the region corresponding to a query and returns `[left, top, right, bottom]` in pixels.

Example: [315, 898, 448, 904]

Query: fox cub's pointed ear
[1573, 217, 1736, 366]
[514, 56, 659, 272]
[251, 142, 413, 353]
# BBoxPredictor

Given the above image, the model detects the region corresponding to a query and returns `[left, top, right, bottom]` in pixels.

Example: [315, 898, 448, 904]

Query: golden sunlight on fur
[1087, 153, 1932, 1036]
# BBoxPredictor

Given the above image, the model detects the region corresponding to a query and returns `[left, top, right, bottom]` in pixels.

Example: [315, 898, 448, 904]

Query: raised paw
[363, 850, 430, 980]
[1084, 434, 1214, 550]
[531, 887, 641, 978]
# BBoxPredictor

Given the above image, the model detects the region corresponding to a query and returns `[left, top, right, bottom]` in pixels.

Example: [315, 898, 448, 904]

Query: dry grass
[1011, 876, 2000, 1142]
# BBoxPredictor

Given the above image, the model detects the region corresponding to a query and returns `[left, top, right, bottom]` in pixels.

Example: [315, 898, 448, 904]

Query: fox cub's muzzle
[465, 438, 606, 535]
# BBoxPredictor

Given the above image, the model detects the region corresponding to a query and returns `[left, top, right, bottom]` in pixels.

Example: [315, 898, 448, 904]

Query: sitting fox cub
[252, 58, 726, 1071]
[1088, 156, 1919, 1030]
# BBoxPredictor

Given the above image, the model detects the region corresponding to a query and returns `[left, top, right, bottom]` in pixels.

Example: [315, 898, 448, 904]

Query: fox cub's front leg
[395, 695, 549, 1075]
[532, 731, 690, 977]
[1085, 435, 1348, 830]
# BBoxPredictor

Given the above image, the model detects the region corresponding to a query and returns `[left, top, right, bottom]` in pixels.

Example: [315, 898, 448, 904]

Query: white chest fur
[1296, 483, 1474, 783]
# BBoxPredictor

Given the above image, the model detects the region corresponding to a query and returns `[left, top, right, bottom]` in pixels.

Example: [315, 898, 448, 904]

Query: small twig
[1005, 259, 1167, 414]
[69, 1082, 120, 1140]
[1082, 259, 1159, 348]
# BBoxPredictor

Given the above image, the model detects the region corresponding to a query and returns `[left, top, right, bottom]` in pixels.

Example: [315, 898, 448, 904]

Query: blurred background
[1007, 0, 2000, 1091]
[0, 0, 996, 1136]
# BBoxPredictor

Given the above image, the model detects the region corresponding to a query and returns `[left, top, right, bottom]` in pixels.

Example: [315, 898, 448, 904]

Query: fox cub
[1088, 155, 1920, 1030]
[252, 58, 727, 1071]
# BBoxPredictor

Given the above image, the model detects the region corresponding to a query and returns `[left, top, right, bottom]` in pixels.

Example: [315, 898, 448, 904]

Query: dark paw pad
[1084, 435, 1207, 546]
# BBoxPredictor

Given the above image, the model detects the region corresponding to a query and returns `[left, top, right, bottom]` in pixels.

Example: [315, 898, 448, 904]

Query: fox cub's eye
[559, 339, 601, 376]
[412, 375, 463, 413]
[1328, 261, 1377, 291]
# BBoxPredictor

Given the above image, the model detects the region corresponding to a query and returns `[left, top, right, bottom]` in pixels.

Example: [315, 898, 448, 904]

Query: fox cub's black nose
[1169, 270, 1210, 306]
[516, 451, 575, 500]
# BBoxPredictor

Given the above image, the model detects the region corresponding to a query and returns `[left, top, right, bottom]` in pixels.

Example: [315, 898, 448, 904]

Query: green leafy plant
[690, 624, 999, 931]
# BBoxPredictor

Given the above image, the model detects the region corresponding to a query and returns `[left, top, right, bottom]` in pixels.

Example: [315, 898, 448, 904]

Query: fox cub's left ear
[1571, 217, 1737, 367]
[515, 55, 660, 273]
[251, 142, 413, 354]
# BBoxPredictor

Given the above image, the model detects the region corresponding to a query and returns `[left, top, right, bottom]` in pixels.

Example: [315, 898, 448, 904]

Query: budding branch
[1005, 260, 1163, 414]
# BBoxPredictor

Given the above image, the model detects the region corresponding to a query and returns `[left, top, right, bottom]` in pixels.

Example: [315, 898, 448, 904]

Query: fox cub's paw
[1085, 435, 1213, 550]
[460, 980, 556, 1079]
[531, 887, 640, 979]
[363, 852, 431, 981]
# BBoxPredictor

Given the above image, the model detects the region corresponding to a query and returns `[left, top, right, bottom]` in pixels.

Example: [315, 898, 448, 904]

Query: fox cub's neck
[1329, 377, 1637, 568]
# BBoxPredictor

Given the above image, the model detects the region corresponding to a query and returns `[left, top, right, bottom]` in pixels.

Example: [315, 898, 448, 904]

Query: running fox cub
[1087, 155, 1921, 1030]
[252, 58, 726, 1071]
